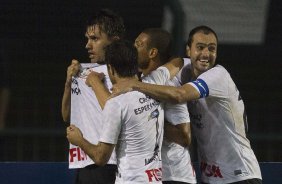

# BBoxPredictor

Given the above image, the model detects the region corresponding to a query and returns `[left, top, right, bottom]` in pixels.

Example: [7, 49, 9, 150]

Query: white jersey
[69, 63, 116, 168]
[99, 67, 169, 184]
[180, 64, 262, 183]
[160, 59, 196, 183]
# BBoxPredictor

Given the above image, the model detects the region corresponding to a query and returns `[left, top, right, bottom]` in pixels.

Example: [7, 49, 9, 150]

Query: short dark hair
[142, 28, 172, 64]
[86, 9, 125, 39]
[104, 40, 138, 77]
[187, 25, 218, 47]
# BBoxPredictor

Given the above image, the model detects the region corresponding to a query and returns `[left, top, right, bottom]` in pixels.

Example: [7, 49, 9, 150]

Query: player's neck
[91, 60, 105, 65]
[115, 75, 139, 84]
[192, 68, 201, 80]
[142, 59, 161, 76]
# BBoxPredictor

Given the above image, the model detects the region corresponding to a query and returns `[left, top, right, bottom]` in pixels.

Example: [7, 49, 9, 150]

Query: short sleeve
[188, 65, 230, 98]
[165, 103, 190, 125]
[143, 66, 170, 85]
[99, 98, 122, 144]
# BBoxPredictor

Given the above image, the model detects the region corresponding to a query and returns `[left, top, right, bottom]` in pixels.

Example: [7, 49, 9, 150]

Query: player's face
[187, 32, 217, 76]
[85, 25, 112, 63]
[134, 33, 150, 71]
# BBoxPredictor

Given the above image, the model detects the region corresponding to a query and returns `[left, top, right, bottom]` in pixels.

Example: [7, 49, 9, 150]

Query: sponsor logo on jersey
[71, 78, 81, 95]
[234, 169, 242, 176]
[69, 147, 88, 162]
[201, 161, 223, 178]
[145, 168, 162, 182]
[148, 109, 159, 121]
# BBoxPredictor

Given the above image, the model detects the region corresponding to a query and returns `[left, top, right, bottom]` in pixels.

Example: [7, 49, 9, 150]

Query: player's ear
[149, 48, 158, 59]
[108, 64, 115, 76]
[186, 45, 191, 58]
[112, 36, 120, 41]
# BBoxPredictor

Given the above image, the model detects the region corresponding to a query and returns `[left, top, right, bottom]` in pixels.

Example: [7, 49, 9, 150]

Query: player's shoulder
[143, 66, 170, 85]
[201, 64, 229, 79]
[211, 64, 228, 73]
[109, 91, 143, 103]
[183, 58, 191, 66]
[166, 77, 181, 87]
[176, 58, 192, 84]
[154, 66, 170, 76]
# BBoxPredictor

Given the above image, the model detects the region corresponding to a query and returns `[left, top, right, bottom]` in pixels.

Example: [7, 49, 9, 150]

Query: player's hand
[66, 59, 80, 86]
[66, 124, 83, 146]
[85, 71, 105, 87]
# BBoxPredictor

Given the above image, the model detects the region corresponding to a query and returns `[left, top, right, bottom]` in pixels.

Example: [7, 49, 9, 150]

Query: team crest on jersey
[78, 68, 92, 79]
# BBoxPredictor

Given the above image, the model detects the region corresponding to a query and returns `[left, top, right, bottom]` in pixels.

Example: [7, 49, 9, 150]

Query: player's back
[102, 91, 164, 183]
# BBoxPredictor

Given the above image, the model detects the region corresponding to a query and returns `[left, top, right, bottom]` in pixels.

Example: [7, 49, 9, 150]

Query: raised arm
[61, 60, 80, 122]
[85, 71, 110, 109]
[114, 81, 200, 103]
[163, 57, 184, 79]
[66, 125, 115, 166]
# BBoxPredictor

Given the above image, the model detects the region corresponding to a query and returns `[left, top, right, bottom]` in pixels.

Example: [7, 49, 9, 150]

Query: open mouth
[88, 54, 95, 58]
[197, 59, 210, 68]
[199, 59, 209, 63]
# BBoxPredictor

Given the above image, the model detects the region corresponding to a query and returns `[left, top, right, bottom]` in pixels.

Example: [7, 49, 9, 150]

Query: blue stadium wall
[0, 162, 281, 184]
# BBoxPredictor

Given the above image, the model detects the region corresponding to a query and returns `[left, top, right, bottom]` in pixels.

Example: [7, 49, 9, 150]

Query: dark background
[0, 0, 281, 161]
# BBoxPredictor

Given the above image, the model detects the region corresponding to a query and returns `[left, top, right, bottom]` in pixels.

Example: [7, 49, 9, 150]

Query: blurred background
[0, 0, 281, 162]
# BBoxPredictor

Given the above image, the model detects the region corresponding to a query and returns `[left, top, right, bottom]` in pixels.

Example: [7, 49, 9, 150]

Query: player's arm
[61, 82, 71, 122]
[111, 58, 200, 103]
[61, 60, 80, 122]
[113, 81, 200, 104]
[66, 125, 115, 166]
[164, 121, 191, 147]
[85, 71, 110, 109]
[163, 57, 184, 79]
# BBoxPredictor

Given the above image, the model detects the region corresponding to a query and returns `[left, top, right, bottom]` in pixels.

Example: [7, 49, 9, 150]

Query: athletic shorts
[75, 164, 117, 184]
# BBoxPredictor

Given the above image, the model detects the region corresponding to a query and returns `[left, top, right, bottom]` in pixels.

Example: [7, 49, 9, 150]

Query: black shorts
[201, 178, 262, 184]
[228, 178, 262, 184]
[75, 164, 117, 184]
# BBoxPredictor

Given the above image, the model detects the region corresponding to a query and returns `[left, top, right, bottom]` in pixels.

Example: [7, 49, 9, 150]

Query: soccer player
[67, 40, 165, 183]
[134, 28, 196, 184]
[87, 28, 196, 184]
[61, 9, 125, 184]
[112, 25, 262, 184]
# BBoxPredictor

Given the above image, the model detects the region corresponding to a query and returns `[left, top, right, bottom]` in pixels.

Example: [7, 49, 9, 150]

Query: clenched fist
[66, 124, 83, 146]
[65, 59, 80, 86]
